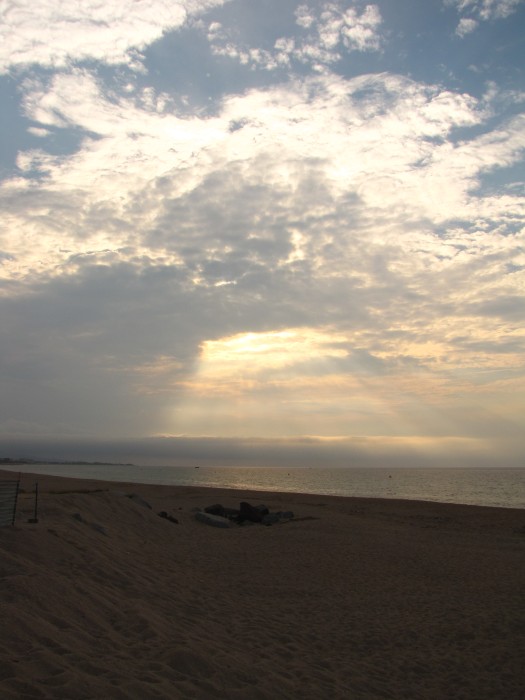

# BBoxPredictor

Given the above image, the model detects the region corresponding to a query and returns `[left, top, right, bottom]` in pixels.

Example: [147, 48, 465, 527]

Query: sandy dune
[1, 469, 524, 699]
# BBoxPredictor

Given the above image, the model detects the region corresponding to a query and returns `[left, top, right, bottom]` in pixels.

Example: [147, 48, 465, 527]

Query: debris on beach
[196, 501, 294, 527]
[195, 511, 233, 528]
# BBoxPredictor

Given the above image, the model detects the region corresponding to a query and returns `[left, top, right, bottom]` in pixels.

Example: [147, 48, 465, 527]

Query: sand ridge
[1, 469, 524, 699]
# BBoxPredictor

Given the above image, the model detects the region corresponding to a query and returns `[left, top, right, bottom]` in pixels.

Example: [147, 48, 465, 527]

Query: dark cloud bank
[1, 434, 522, 470]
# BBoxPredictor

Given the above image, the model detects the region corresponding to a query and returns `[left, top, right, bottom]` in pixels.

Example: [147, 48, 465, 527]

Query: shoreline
[2, 469, 525, 699]
[2, 465, 524, 511]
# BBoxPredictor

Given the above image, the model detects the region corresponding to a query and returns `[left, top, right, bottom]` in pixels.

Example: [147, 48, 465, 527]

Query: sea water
[12, 464, 525, 509]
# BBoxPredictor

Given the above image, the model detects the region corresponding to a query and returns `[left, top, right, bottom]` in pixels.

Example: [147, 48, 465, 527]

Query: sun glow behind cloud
[201, 329, 348, 369]
[160, 325, 517, 442]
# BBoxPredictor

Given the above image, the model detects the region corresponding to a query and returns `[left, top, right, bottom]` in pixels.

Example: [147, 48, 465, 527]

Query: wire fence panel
[0, 480, 20, 526]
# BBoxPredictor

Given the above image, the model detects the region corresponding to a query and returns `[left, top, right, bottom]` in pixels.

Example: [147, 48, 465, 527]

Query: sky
[0, 0, 524, 468]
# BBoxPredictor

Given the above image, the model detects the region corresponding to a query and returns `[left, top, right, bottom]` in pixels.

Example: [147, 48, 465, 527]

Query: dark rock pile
[196, 501, 294, 528]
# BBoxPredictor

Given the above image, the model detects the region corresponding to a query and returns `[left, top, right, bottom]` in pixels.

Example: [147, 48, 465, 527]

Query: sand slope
[1, 470, 524, 699]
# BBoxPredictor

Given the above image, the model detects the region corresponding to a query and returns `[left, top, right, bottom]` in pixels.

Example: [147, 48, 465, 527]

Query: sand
[1, 469, 524, 700]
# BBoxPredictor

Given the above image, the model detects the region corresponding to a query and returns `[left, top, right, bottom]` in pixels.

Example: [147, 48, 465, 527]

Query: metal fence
[0, 479, 20, 527]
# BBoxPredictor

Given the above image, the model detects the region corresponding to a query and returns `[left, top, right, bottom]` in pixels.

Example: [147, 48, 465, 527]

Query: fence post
[28, 481, 39, 524]
[12, 473, 20, 525]
[0, 477, 21, 527]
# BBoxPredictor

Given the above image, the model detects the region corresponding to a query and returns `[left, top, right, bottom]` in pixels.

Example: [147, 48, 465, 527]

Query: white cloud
[456, 17, 479, 35]
[0, 0, 229, 72]
[340, 4, 382, 51]
[476, 0, 522, 20]
[208, 2, 383, 72]
[295, 4, 316, 29]
[2, 70, 523, 286]
[446, 0, 523, 36]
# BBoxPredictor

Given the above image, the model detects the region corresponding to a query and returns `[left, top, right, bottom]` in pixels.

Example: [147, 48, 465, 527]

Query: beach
[1, 469, 524, 699]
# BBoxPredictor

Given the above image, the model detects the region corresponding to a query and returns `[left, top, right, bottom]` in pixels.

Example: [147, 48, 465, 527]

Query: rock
[205, 504, 240, 519]
[195, 511, 233, 528]
[197, 502, 294, 527]
[261, 511, 295, 525]
[275, 511, 294, 521]
[223, 507, 241, 519]
[204, 504, 226, 516]
[238, 502, 269, 523]
[261, 513, 280, 525]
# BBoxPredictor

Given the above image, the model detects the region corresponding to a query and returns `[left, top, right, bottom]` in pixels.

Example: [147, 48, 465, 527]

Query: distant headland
[0, 457, 135, 467]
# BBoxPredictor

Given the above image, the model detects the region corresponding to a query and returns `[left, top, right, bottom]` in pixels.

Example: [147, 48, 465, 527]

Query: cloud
[446, 0, 522, 19]
[2, 70, 523, 313]
[0, 5, 523, 448]
[446, 0, 523, 36]
[456, 17, 479, 35]
[1, 433, 522, 468]
[0, 0, 229, 72]
[207, 2, 383, 72]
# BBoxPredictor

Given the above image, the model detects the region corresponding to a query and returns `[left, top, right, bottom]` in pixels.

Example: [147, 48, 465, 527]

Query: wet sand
[1, 469, 524, 699]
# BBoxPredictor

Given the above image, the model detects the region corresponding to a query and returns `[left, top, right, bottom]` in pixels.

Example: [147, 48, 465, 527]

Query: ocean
[11, 464, 525, 509]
